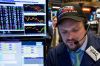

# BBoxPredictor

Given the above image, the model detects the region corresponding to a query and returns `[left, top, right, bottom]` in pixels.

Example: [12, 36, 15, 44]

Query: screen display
[0, 40, 44, 66]
[0, 0, 47, 37]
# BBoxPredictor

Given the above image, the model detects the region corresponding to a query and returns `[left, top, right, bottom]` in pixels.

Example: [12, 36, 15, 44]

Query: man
[48, 16, 59, 47]
[46, 4, 100, 66]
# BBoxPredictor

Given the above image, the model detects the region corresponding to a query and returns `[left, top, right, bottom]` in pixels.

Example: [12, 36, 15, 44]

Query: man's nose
[67, 32, 74, 40]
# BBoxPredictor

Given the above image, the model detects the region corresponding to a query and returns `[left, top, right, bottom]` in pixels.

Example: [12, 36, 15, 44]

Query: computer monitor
[0, 39, 45, 66]
[0, 0, 47, 37]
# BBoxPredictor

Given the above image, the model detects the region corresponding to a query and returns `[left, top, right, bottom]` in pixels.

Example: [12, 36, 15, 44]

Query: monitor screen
[0, 0, 47, 37]
[0, 40, 44, 66]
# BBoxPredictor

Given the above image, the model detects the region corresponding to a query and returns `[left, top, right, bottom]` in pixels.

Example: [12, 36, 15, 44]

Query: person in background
[46, 4, 100, 66]
[48, 16, 59, 48]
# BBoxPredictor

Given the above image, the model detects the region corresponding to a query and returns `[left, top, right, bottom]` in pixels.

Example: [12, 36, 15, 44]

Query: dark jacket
[46, 33, 100, 66]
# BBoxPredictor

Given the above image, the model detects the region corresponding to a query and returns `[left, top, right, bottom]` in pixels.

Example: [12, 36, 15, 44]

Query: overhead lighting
[82, 7, 91, 12]
[52, 6, 60, 9]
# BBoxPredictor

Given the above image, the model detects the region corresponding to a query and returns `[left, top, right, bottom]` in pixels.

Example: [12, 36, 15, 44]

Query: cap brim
[59, 16, 84, 22]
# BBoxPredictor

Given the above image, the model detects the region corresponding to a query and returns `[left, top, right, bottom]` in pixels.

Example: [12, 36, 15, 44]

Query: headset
[74, 22, 90, 44]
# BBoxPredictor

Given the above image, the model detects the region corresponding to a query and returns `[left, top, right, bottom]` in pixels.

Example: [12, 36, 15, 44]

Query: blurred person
[48, 16, 60, 48]
[46, 4, 100, 66]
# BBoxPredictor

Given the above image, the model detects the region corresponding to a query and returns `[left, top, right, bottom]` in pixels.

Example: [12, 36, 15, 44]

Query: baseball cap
[57, 4, 87, 24]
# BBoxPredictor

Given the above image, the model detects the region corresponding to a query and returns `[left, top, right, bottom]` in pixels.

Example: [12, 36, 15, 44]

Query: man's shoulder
[88, 32, 100, 42]
[92, 34, 100, 43]
[88, 33, 100, 51]
[95, 35, 100, 41]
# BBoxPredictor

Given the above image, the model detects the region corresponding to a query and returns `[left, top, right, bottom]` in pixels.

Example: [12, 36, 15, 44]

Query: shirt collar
[79, 35, 88, 51]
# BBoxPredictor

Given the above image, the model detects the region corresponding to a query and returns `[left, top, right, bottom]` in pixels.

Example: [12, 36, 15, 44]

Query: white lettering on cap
[61, 6, 77, 13]
[58, 6, 78, 18]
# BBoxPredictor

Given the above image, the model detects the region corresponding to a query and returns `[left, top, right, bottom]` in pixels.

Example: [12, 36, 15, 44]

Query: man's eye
[72, 29, 79, 32]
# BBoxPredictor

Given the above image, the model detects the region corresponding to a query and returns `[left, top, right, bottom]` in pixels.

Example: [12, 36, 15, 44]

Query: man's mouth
[67, 41, 74, 43]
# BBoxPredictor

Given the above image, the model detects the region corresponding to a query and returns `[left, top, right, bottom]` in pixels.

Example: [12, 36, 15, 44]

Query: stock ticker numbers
[0, 6, 24, 30]
[24, 4, 45, 12]
[24, 15, 45, 24]
[0, 5, 25, 35]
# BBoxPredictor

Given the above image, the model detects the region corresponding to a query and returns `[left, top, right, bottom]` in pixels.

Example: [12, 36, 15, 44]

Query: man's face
[58, 18, 86, 51]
